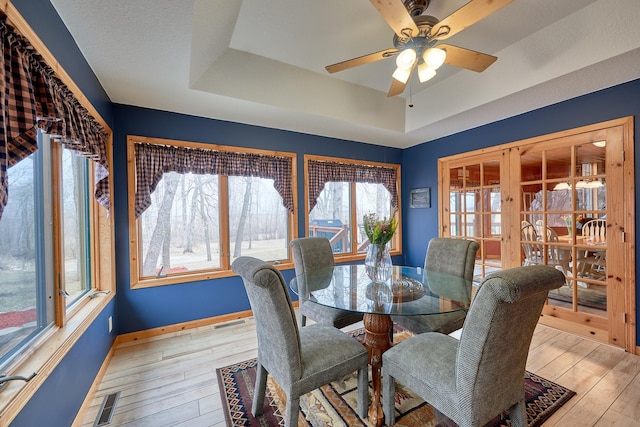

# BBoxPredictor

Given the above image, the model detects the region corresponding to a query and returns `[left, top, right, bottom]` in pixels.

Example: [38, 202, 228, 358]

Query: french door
[439, 118, 635, 351]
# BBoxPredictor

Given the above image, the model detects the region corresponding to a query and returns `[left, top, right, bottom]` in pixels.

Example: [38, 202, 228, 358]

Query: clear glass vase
[365, 243, 392, 283]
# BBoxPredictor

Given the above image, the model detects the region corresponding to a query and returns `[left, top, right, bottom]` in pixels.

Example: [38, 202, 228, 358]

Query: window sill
[0, 292, 114, 424]
[131, 261, 296, 289]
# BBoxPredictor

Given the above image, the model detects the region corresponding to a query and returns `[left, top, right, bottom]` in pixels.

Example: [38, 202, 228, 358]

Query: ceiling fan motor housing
[393, 15, 439, 51]
[403, 0, 430, 16]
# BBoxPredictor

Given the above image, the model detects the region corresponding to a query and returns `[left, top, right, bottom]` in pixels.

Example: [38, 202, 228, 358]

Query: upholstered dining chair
[231, 256, 369, 427]
[382, 264, 565, 427]
[391, 237, 479, 336]
[290, 237, 363, 328]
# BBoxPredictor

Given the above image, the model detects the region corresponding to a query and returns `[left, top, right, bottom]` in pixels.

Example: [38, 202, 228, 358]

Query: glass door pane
[446, 159, 502, 279]
[521, 140, 608, 319]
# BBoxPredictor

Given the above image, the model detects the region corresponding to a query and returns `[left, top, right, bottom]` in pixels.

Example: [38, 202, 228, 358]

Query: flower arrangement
[561, 214, 583, 237]
[363, 210, 398, 246]
[363, 210, 398, 282]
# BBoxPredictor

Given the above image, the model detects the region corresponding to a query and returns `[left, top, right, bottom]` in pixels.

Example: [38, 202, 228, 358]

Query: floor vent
[94, 391, 120, 426]
[214, 319, 245, 329]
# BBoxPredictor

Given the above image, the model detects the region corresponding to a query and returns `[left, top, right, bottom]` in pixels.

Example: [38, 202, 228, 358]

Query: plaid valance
[0, 11, 109, 219]
[134, 142, 294, 217]
[308, 159, 399, 211]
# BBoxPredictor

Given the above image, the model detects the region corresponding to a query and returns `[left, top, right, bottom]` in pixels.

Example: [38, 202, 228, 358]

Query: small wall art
[410, 187, 430, 208]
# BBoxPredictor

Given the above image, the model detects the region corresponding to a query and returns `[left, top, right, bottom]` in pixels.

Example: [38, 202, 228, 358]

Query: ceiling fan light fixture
[423, 47, 446, 70]
[396, 48, 417, 69]
[418, 62, 436, 82]
[392, 66, 411, 83]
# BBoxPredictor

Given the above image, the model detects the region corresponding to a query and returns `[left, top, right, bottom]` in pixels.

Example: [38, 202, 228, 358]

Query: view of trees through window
[0, 134, 92, 369]
[0, 148, 45, 368]
[139, 172, 288, 278]
[310, 181, 392, 254]
[62, 148, 92, 303]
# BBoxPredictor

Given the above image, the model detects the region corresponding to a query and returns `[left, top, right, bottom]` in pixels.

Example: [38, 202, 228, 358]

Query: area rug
[217, 329, 576, 426]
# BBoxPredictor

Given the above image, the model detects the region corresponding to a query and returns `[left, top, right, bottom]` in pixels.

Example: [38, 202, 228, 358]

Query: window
[0, 133, 94, 371]
[61, 146, 92, 304]
[305, 155, 401, 259]
[128, 137, 296, 288]
[0, 6, 114, 422]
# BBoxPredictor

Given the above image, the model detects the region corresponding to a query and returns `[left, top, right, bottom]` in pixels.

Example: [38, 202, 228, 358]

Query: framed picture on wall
[410, 187, 430, 208]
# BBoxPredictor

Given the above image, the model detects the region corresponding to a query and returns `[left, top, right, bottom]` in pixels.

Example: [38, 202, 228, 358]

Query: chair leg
[285, 395, 300, 427]
[508, 399, 526, 427]
[357, 366, 369, 419]
[252, 362, 268, 416]
[300, 314, 307, 327]
[382, 372, 396, 426]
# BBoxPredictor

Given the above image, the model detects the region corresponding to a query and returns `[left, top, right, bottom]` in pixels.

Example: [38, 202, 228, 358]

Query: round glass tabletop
[290, 264, 472, 316]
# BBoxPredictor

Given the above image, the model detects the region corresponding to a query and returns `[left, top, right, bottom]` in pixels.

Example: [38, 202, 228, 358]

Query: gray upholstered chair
[382, 264, 565, 427]
[231, 256, 369, 427]
[392, 237, 479, 336]
[290, 237, 363, 328]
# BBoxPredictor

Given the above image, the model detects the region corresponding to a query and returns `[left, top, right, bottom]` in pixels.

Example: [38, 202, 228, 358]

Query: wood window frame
[127, 136, 298, 289]
[303, 154, 402, 263]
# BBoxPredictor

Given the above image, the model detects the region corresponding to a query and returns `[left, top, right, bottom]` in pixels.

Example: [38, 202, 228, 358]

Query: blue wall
[402, 79, 640, 341]
[112, 105, 403, 334]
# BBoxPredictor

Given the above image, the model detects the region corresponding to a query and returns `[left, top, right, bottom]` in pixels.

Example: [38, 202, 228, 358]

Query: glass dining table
[289, 264, 472, 427]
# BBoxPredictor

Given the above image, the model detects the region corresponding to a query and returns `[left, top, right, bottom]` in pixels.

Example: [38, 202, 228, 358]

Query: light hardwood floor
[76, 318, 640, 427]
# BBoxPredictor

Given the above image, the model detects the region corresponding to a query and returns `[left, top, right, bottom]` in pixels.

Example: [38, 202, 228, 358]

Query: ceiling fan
[325, 0, 514, 97]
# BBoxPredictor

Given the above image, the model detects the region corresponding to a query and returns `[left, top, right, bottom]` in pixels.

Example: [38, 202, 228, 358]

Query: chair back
[232, 256, 302, 385]
[582, 219, 607, 240]
[424, 237, 479, 281]
[290, 237, 335, 276]
[290, 237, 336, 293]
[521, 223, 543, 265]
[456, 265, 565, 423]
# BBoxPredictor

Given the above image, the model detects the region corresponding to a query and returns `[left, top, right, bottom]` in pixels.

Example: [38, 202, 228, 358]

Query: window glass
[0, 134, 55, 369]
[309, 181, 351, 254]
[228, 176, 289, 263]
[140, 172, 221, 277]
[356, 182, 391, 250]
[306, 167, 399, 257]
[61, 147, 92, 304]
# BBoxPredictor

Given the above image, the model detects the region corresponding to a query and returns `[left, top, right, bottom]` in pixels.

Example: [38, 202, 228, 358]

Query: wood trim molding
[115, 310, 256, 344]
[70, 342, 117, 427]
[114, 302, 299, 345]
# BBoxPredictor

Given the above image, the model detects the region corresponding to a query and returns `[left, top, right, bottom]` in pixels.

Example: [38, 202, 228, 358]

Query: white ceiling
[50, 0, 640, 149]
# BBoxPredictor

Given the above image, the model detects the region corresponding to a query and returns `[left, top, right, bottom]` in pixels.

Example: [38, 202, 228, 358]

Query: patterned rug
[217, 329, 575, 426]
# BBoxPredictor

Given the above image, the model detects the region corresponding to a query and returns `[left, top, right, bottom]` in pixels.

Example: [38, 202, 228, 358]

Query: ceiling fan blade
[430, 0, 514, 40]
[439, 44, 497, 72]
[387, 58, 417, 97]
[326, 48, 398, 74]
[369, 0, 419, 39]
[387, 78, 407, 97]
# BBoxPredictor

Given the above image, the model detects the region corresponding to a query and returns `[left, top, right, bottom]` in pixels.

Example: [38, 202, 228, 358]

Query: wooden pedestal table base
[363, 313, 393, 427]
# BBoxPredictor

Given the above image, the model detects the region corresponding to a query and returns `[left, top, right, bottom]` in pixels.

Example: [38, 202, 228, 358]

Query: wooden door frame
[438, 117, 636, 353]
